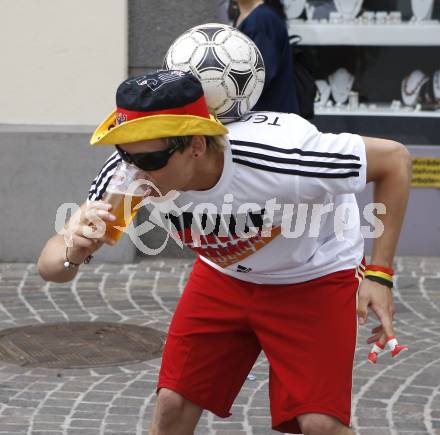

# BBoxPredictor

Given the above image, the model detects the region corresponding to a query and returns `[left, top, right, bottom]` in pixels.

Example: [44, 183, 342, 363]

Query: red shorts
[158, 258, 361, 434]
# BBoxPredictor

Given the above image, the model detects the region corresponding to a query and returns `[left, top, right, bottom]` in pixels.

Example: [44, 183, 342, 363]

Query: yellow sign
[411, 157, 440, 188]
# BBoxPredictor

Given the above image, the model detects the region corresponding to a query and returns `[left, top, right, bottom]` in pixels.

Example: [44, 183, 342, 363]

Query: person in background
[215, 0, 231, 24]
[234, 0, 300, 114]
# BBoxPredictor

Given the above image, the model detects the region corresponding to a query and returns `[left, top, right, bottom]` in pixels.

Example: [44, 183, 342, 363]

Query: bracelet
[364, 269, 393, 281]
[365, 264, 394, 276]
[364, 264, 394, 288]
[63, 247, 93, 270]
[364, 273, 393, 288]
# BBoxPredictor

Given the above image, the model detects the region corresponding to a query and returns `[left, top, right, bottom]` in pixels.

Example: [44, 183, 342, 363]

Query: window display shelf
[315, 104, 440, 117]
[287, 21, 440, 46]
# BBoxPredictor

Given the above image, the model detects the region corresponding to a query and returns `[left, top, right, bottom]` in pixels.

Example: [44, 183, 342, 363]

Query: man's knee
[152, 388, 201, 433]
[156, 389, 186, 419]
[298, 413, 349, 435]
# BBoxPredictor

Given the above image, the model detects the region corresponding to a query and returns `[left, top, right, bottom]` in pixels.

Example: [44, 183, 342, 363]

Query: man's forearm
[370, 146, 412, 267]
[37, 235, 86, 283]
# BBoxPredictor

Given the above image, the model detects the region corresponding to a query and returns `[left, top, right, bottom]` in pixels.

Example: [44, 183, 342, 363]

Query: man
[38, 70, 412, 435]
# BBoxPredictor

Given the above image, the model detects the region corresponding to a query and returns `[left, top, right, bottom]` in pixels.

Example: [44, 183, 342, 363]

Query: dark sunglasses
[115, 143, 180, 171]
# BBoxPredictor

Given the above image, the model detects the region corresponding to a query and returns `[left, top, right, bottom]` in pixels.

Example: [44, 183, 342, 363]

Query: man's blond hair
[205, 135, 227, 152]
[168, 135, 227, 153]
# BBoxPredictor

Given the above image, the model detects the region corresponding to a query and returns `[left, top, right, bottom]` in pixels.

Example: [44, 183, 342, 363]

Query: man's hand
[61, 201, 117, 264]
[357, 278, 395, 340]
[38, 200, 117, 283]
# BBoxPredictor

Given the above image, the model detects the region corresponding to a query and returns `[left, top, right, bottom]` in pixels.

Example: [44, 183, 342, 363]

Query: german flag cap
[91, 70, 228, 146]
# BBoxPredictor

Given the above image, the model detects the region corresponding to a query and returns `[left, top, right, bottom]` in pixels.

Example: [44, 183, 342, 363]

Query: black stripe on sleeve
[229, 139, 361, 161]
[88, 153, 121, 201]
[231, 149, 361, 170]
[232, 158, 360, 178]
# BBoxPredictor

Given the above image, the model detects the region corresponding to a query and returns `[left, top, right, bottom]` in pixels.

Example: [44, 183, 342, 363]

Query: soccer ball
[163, 23, 265, 123]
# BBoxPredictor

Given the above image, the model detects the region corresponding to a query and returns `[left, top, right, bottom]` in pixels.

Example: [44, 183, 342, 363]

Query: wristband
[364, 264, 394, 288]
[364, 274, 393, 288]
[365, 264, 394, 275]
[364, 270, 393, 281]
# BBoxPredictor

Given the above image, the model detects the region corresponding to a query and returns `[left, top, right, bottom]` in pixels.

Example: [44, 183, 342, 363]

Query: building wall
[0, 0, 127, 125]
[128, 0, 217, 76]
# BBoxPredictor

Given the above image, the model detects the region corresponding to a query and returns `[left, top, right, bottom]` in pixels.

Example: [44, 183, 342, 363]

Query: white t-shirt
[89, 112, 367, 284]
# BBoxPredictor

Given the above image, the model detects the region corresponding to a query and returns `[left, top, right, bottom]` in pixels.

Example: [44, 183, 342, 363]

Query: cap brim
[90, 110, 228, 145]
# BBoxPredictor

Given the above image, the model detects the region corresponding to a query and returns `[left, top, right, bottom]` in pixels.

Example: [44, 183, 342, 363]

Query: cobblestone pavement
[0, 257, 439, 435]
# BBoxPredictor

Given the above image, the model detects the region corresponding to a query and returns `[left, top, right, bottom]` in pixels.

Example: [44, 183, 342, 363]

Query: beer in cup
[102, 161, 150, 242]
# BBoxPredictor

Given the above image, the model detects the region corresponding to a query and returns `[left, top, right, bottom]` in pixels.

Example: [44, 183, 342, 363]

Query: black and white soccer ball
[163, 23, 265, 123]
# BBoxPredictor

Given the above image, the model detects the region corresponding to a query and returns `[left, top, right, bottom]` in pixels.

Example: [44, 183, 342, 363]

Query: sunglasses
[115, 143, 180, 171]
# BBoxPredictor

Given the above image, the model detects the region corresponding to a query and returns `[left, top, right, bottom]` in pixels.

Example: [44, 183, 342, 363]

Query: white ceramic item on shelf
[305, 2, 315, 20]
[315, 80, 331, 106]
[433, 70, 440, 103]
[329, 68, 355, 104]
[360, 11, 374, 24]
[329, 11, 343, 24]
[389, 11, 402, 24]
[390, 100, 402, 110]
[401, 70, 429, 107]
[348, 91, 359, 110]
[284, 0, 307, 19]
[334, 0, 363, 20]
[411, 0, 434, 21]
[375, 11, 388, 24]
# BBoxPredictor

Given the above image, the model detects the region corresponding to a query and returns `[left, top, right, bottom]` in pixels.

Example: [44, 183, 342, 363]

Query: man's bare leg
[297, 413, 355, 435]
[149, 388, 203, 435]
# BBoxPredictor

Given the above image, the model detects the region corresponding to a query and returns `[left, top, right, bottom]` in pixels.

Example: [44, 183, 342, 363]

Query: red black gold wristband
[364, 264, 394, 288]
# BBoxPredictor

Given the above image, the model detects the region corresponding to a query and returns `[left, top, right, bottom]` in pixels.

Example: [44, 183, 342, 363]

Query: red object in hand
[367, 341, 385, 364]
[391, 343, 409, 358]
[367, 351, 378, 364]
[386, 336, 408, 358]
